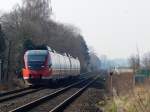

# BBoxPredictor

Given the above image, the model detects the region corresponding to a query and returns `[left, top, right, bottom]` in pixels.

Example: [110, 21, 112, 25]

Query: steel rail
[0, 72, 90, 98]
[0, 86, 32, 97]
[0, 87, 44, 103]
[49, 77, 98, 112]
[9, 77, 93, 112]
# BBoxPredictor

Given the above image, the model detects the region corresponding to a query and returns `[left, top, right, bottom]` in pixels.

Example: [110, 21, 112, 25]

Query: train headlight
[41, 65, 45, 68]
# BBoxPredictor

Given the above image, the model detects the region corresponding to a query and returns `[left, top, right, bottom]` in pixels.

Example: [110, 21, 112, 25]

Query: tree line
[0, 0, 90, 80]
[129, 52, 150, 72]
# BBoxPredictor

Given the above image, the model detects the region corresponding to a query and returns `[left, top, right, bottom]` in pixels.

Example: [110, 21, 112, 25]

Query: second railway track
[0, 86, 33, 97]
[0, 87, 44, 103]
[8, 75, 97, 112]
[0, 81, 74, 112]
[0, 73, 96, 112]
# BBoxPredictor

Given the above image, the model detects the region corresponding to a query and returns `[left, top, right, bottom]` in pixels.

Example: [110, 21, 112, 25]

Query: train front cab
[22, 50, 52, 85]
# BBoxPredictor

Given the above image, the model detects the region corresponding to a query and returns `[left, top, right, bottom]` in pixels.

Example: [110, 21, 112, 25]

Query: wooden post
[110, 72, 113, 96]
[133, 70, 135, 87]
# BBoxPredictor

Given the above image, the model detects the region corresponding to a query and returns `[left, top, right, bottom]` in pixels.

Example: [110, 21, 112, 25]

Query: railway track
[0, 73, 96, 112]
[0, 72, 90, 100]
[50, 77, 98, 112]
[0, 87, 44, 103]
[0, 86, 33, 97]
[8, 76, 97, 112]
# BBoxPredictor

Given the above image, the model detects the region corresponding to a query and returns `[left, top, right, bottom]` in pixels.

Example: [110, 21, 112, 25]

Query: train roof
[25, 46, 79, 60]
[26, 50, 48, 55]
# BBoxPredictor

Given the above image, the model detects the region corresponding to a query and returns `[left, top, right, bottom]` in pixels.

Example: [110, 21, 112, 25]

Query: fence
[135, 69, 150, 84]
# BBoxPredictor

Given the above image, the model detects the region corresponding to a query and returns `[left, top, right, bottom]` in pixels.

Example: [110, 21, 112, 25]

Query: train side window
[56, 54, 60, 69]
[48, 55, 52, 67]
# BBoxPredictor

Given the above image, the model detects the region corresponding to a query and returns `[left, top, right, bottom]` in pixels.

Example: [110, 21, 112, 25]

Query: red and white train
[22, 46, 80, 85]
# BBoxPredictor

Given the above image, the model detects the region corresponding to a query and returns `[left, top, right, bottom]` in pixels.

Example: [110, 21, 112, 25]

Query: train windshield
[26, 50, 48, 70]
[28, 55, 46, 62]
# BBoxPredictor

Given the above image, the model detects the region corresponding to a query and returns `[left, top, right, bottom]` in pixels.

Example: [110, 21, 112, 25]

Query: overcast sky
[0, 0, 150, 59]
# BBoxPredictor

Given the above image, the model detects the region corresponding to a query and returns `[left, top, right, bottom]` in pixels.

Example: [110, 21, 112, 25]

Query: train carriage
[22, 46, 80, 85]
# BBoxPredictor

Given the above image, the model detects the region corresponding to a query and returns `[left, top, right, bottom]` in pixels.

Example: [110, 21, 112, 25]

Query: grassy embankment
[98, 72, 150, 112]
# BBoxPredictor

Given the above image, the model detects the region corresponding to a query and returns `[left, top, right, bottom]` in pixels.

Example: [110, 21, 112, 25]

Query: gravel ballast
[64, 78, 105, 112]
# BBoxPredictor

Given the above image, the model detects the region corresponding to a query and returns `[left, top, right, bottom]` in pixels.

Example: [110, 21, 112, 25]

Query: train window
[53, 53, 57, 69]
[75, 60, 77, 68]
[55, 54, 60, 69]
[63, 57, 66, 68]
[51, 53, 55, 68]
[60, 55, 64, 70]
[48, 55, 52, 67]
[66, 57, 68, 69]
[72, 59, 75, 70]
[66, 58, 70, 69]
[28, 55, 46, 62]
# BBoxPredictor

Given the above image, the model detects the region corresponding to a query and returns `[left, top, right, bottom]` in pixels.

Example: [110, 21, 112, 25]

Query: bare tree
[22, 0, 52, 21]
[0, 24, 6, 54]
[0, 0, 90, 78]
[89, 52, 101, 71]
[142, 52, 150, 70]
[128, 55, 140, 73]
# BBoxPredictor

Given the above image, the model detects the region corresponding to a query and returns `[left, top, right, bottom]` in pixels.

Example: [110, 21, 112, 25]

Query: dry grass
[101, 72, 150, 112]
[0, 78, 25, 92]
[100, 83, 150, 112]
[106, 72, 134, 95]
[0, 84, 9, 91]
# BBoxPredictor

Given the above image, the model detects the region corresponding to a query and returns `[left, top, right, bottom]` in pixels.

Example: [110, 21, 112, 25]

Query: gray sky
[0, 0, 150, 59]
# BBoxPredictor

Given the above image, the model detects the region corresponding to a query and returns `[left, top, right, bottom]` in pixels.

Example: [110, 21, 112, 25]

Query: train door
[63, 56, 67, 77]
[57, 54, 61, 79]
[50, 52, 56, 75]
[48, 53, 52, 76]
[60, 55, 64, 78]
[68, 57, 72, 75]
[66, 57, 70, 76]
